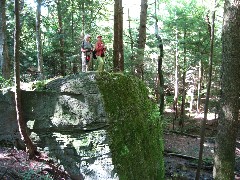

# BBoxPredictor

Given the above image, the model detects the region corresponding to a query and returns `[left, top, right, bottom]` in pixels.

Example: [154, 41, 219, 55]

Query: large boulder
[0, 72, 165, 180]
[0, 91, 19, 143]
[22, 72, 107, 131]
[0, 72, 107, 136]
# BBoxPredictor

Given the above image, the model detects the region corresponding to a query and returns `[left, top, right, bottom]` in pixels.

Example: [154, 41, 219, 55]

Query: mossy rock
[96, 72, 165, 180]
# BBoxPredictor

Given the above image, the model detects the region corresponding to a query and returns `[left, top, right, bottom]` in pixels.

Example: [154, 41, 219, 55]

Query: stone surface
[0, 72, 114, 179]
[25, 72, 108, 131]
[0, 91, 20, 142]
[0, 73, 108, 133]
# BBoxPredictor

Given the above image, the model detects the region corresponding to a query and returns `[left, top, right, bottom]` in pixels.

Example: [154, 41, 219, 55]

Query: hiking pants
[97, 56, 105, 72]
[82, 51, 93, 72]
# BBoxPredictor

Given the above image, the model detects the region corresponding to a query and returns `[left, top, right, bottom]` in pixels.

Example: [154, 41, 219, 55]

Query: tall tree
[127, 8, 134, 61]
[213, 0, 240, 178]
[196, 0, 216, 178]
[80, 2, 85, 37]
[36, 0, 43, 78]
[197, 58, 203, 112]
[197, 14, 211, 113]
[154, 0, 164, 116]
[0, 0, 3, 75]
[173, 29, 179, 130]
[179, 27, 187, 127]
[56, 0, 66, 76]
[14, 0, 37, 159]
[0, 0, 10, 79]
[135, 0, 148, 79]
[113, 0, 124, 72]
[118, 0, 123, 72]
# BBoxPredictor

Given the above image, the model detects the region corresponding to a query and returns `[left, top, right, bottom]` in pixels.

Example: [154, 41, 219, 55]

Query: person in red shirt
[94, 35, 106, 72]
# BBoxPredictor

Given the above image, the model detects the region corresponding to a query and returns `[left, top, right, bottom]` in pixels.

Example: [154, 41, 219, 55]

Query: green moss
[96, 72, 165, 180]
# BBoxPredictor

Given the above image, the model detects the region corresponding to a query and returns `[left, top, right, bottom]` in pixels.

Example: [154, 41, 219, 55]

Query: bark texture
[213, 0, 240, 179]
[113, 0, 124, 72]
[154, 0, 164, 116]
[0, 0, 10, 79]
[135, 0, 148, 79]
[56, 0, 66, 76]
[36, 0, 43, 77]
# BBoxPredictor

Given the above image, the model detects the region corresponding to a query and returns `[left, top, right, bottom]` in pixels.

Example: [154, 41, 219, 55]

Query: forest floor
[0, 109, 240, 179]
[0, 148, 73, 179]
[163, 108, 240, 180]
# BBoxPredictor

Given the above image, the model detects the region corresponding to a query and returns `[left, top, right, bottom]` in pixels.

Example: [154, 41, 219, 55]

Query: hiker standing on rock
[81, 34, 93, 72]
[94, 35, 106, 72]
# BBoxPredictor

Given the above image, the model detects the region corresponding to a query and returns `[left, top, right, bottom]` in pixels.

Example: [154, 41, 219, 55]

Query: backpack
[92, 50, 97, 59]
[81, 41, 97, 59]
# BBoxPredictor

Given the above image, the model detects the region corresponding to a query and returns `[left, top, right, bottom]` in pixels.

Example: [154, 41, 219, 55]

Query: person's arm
[81, 47, 86, 52]
[103, 42, 106, 51]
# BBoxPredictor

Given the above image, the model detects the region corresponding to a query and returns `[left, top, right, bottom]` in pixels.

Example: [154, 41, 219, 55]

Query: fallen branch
[164, 150, 213, 171]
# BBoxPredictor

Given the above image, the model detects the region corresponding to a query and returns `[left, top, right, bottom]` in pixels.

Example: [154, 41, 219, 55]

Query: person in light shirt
[81, 34, 93, 72]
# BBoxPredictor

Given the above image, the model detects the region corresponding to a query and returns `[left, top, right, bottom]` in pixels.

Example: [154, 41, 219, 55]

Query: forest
[0, 0, 240, 179]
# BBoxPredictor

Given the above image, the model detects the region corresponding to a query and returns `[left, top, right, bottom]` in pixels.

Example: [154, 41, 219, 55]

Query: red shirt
[95, 41, 105, 56]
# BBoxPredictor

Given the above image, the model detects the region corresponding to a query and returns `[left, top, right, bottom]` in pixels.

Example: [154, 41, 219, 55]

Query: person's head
[97, 35, 102, 41]
[84, 34, 91, 41]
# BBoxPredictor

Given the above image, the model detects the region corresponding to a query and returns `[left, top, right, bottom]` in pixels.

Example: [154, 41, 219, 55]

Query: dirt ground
[0, 147, 72, 179]
[163, 109, 240, 179]
[0, 110, 239, 180]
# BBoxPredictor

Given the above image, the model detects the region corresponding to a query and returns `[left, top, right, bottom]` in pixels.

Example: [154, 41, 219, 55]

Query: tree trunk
[80, 2, 85, 37]
[135, 0, 148, 79]
[127, 8, 134, 63]
[213, 0, 240, 178]
[70, 0, 77, 73]
[0, 0, 10, 79]
[113, 0, 124, 72]
[154, 0, 164, 116]
[180, 28, 187, 128]
[118, 0, 124, 72]
[173, 30, 179, 130]
[113, 0, 119, 72]
[196, 1, 216, 178]
[197, 59, 203, 112]
[0, 0, 3, 75]
[71, 0, 74, 43]
[56, 0, 66, 76]
[36, 0, 43, 79]
[14, 0, 37, 159]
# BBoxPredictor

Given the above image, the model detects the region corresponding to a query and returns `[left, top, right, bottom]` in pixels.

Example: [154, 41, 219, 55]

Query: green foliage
[165, 95, 182, 107]
[0, 76, 13, 89]
[2, 0, 223, 116]
[96, 72, 165, 180]
[32, 80, 47, 91]
[165, 95, 174, 106]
